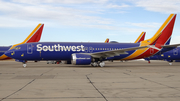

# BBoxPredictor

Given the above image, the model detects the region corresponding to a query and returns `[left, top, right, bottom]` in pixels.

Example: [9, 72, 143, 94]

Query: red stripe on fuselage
[131, 48, 159, 60]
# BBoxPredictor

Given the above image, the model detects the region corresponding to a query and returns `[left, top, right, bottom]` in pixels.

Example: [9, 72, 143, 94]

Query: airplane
[144, 47, 180, 65]
[134, 32, 146, 43]
[59, 32, 145, 64]
[108, 32, 146, 43]
[5, 14, 178, 67]
[0, 23, 44, 60]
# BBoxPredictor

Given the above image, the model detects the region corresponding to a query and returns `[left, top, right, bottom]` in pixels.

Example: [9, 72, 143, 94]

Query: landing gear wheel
[91, 62, 98, 67]
[23, 63, 27, 68]
[99, 62, 105, 67]
[169, 62, 172, 65]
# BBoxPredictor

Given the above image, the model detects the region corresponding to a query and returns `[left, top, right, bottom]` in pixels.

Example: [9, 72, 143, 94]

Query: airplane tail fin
[9, 23, 44, 50]
[141, 14, 176, 47]
[134, 32, 146, 43]
[22, 23, 44, 43]
[155, 14, 176, 48]
[105, 38, 109, 43]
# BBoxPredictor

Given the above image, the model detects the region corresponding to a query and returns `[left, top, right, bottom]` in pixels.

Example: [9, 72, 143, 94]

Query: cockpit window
[12, 47, 21, 50]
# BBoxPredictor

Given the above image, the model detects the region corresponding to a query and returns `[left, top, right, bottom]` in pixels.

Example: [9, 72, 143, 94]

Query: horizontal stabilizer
[161, 44, 180, 48]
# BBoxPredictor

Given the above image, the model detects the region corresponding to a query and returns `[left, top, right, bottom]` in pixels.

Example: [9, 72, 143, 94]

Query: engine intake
[72, 53, 92, 65]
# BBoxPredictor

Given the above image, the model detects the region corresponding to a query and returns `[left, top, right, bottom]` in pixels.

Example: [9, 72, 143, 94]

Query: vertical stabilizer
[105, 38, 109, 43]
[141, 14, 176, 46]
[22, 23, 44, 43]
[134, 32, 146, 43]
[155, 14, 176, 48]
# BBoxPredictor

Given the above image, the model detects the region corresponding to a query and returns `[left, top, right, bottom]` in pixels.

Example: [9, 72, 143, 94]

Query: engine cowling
[72, 53, 92, 65]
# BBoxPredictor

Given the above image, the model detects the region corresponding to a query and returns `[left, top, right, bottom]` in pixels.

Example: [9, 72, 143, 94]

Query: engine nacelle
[72, 53, 92, 65]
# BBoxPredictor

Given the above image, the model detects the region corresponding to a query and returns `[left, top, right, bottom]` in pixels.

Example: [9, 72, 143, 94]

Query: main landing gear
[168, 60, 173, 65]
[91, 62, 105, 67]
[169, 62, 172, 65]
[22, 62, 27, 68]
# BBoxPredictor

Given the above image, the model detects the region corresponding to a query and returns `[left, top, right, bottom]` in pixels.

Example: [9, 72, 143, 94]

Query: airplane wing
[161, 44, 180, 48]
[81, 45, 149, 58]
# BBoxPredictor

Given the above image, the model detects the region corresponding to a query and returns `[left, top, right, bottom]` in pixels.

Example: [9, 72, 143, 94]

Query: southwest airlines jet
[5, 14, 178, 67]
[0, 24, 44, 60]
[144, 47, 180, 65]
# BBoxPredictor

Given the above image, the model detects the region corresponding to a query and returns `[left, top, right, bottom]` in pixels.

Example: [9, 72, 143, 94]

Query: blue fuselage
[5, 42, 141, 61]
[145, 47, 180, 61]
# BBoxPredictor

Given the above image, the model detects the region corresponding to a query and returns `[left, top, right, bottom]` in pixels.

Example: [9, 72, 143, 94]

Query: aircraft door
[27, 44, 33, 54]
[84, 47, 88, 53]
[89, 47, 93, 53]
[173, 49, 178, 55]
[150, 48, 154, 54]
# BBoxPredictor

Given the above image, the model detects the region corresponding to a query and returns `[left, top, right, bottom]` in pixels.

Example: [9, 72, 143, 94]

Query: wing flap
[81, 45, 149, 58]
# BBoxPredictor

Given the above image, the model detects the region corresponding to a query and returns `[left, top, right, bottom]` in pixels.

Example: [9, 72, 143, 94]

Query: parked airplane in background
[134, 32, 146, 43]
[108, 32, 146, 43]
[0, 23, 44, 60]
[104, 38, 109, 43]
[144, 47, 180, 65]
[5, 14, 178, 67]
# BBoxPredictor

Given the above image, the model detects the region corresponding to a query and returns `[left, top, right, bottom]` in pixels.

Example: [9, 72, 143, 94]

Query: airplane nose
[4, 50, 15, 58]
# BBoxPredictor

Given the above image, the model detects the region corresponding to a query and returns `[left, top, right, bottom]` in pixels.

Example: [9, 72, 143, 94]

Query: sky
[1, 0, 180, 46]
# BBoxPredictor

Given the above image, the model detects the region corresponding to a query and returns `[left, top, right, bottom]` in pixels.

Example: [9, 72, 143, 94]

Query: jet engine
[72, 53, 92, 65]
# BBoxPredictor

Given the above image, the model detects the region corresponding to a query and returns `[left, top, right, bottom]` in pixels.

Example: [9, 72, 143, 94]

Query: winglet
[22, 23, 44, 43]
[134, 32, 146, 43]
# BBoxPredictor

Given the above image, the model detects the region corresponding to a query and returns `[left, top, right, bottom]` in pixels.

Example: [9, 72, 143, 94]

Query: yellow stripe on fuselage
[0, 54, 9, 60]
[121, 47, 149, 60]
[122, 14, 175, 60]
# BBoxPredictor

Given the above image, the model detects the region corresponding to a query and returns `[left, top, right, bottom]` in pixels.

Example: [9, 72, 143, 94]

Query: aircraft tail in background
[104, 38, 109, 43]
[134, 32, 146, 43]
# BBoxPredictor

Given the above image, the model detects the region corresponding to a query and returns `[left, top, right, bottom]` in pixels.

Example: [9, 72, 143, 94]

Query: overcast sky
[1, 0, 180, 46]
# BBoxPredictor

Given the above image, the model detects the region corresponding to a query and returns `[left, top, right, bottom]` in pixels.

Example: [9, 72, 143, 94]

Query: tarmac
[0, 60, 180, 101]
